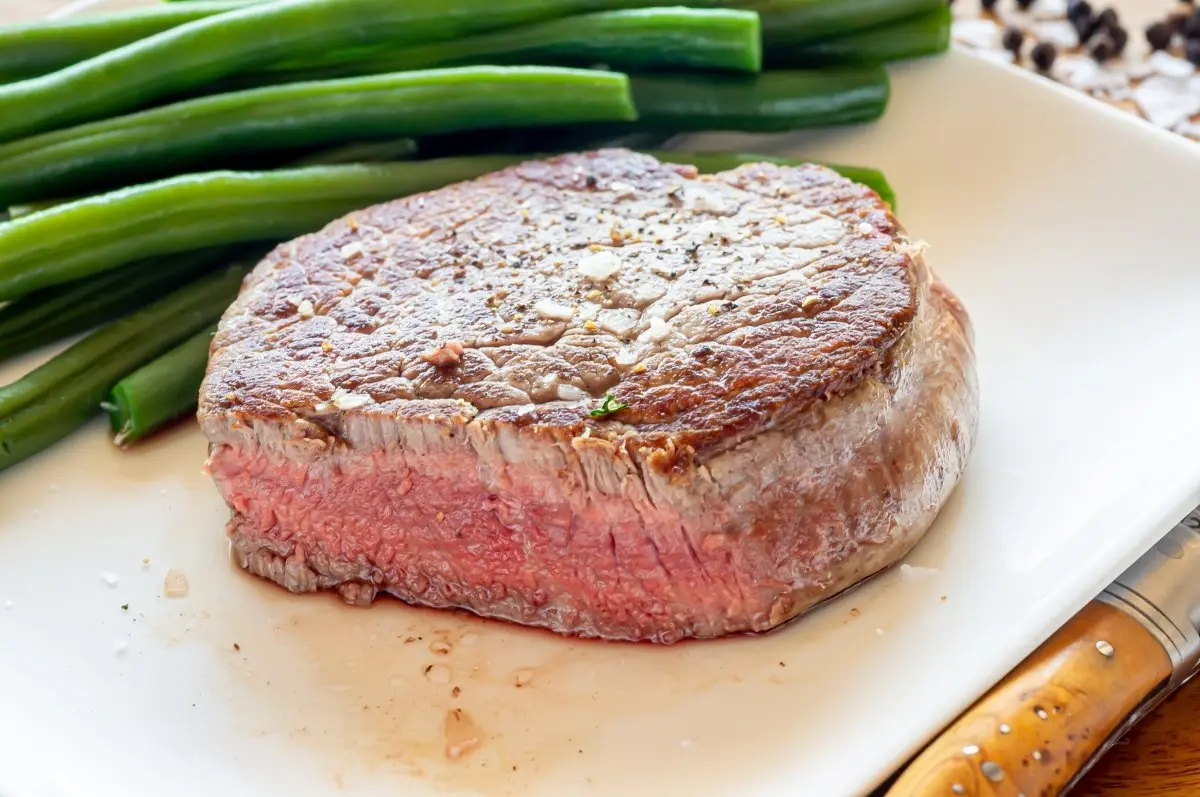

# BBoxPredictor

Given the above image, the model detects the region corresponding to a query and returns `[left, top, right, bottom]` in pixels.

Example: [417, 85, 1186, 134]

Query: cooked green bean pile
[0, 0, 949, 471]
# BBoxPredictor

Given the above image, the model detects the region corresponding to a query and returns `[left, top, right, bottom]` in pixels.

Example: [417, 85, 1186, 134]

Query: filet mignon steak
[200, 149, 978, 643]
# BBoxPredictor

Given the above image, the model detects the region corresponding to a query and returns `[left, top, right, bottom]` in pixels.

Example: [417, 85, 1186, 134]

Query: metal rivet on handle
[980, 761, 1004, 782]
[1096, 640, 1114, 658]
[999, 723, 1011, 734]
[962, 744, 980, 756]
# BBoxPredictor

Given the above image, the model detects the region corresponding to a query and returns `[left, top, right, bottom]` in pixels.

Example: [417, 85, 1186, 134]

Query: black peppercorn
[1188, 37, 1200, 65]
[980, 0, 997, 10]
[1109, 24, 1128, 55]
[1067, 0, 1093, 20]
[1096, 6, 1119, 30]
[1089, 36, 1113, 61]
[1002, 25, 1025, 55]
[1184, 9, 1200, 38]
[1016, 0, 1034, 9]
[1147, 20, 1174, 50]
[1075, 16, 1102, 42]
[1168, 10, 1190, 33]
[1031, 41, 1057, 71]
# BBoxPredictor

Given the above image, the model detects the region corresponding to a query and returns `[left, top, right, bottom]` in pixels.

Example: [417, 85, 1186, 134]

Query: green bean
[0, 2, 251, 84]
[629, 67, 889, 132]
[646, 150, 897, 209]
[417, 66, 889, 159]
[241, 8, 761, 86]
[0, 66, 633, 207]
[288, 138, 418, 167]
[0, 0, 682, 143]
[0, 246, 260, 364]
[0, 265, 250, 471]
[108, 324, 217, 445]
[766, 5, 950, 67]
[0, 260, 244, 422]
[0, 156, 527, 302]
[747, 0, 946, 46]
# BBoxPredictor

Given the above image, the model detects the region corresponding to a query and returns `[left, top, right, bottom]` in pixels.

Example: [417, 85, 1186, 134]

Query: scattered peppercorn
[1096, 6, 1119, 31]
[1002, 25, 1025, 56]
[1031, 41, 1057, 71]
[1015, 0, 1034, 9]
[1147, 20, 1174, 50]
[1072, 12, 1100, 43]
[1108, 24, 1128, 56]
[1184, 9, 1200, 38]
[1168, 10, 1190, 34]
[1187, 37, 1200, 65]
[1067, 0, 1093, 22]
[980, 0, 997, 10]
[1089, 37, 1113, 61]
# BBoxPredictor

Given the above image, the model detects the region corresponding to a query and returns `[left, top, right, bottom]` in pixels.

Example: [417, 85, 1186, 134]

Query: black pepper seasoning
[1002, 25, 1025, 56]
[1096, 6, 1119, 31]
[1109, 24, 1128, 56]
[1168, 10, 1190, 34]
[1074, 17, 1101, 43]
[1146, 20, 1174, 50]
[1184, 9, 1200, 38]
[1031, 41, 1057, 71]
[1015, 0, 1034, 9]
[1067, 0, 1093, 20]
[1068, 0, 1098, 41]
[980, 0, 997, 11]
[1089, 36, 1112, 61]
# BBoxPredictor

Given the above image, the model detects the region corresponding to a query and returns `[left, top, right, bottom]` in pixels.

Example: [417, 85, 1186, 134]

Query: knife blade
[885, 510, 1200, 797]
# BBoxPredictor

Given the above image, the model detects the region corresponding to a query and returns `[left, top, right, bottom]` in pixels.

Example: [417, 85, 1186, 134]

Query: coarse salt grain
[164, 569, 190, 598]
[1030, 0, 1067, 20]
[557, 384, 589, 402]
[113, 638, 129, 656]
[101, 571, 119, 588]
[1133, 75, 1200, 129]
[534, 299, 575, 320]
[608, 181, 637, 198]
[1147, 50, 1195, 79]
[297, 299, 315, 319]
[332, 390, 372, 411]
[578, 250, 623, 281]
[641, 317, 672, 343]
[1031, 19, 1077, 49]
[683, 185, 729, 214]
[615, 347, 639, 366]
[952, 17, 1000, 49]
[340, 241, 364, 261]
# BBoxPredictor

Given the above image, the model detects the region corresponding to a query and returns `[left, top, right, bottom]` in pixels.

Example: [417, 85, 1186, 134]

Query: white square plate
[3, 22, 1200, 797]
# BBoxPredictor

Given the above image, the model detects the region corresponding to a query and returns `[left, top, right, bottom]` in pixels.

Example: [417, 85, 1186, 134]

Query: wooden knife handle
[887, 600, 1172, 797]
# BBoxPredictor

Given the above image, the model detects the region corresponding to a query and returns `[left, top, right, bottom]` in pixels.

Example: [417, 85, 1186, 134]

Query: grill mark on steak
[201, 149, 977, 643]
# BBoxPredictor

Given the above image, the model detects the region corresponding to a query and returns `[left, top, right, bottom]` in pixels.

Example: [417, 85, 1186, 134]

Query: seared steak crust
[201, 149, 977, 643]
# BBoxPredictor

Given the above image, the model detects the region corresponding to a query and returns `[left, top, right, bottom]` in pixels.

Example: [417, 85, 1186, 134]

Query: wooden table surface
[5, 1, 1200, 794]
